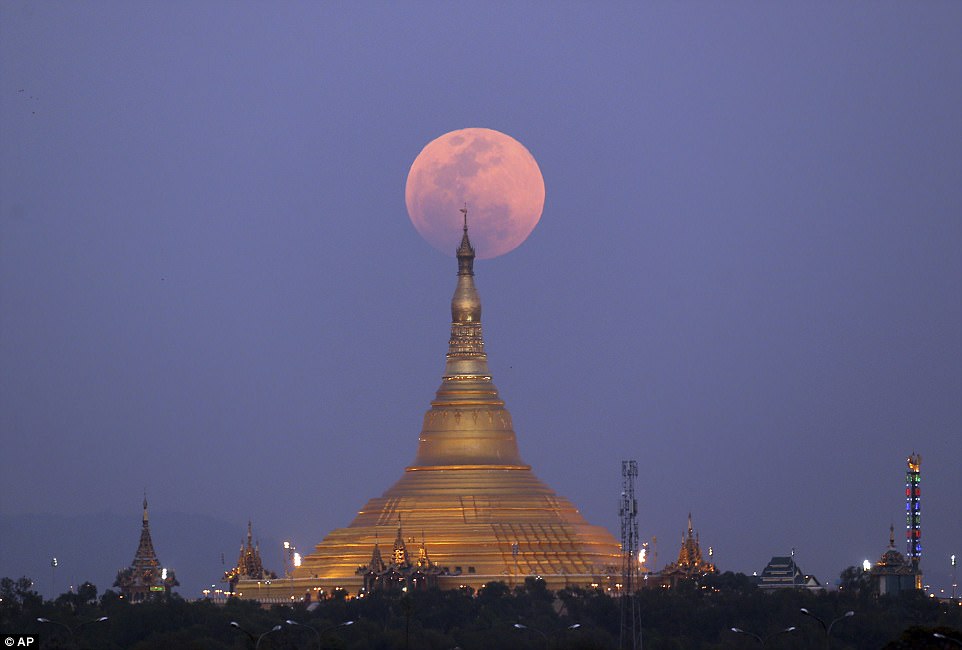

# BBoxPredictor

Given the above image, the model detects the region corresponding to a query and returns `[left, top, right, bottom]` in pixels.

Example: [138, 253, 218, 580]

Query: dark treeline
[1, 573, 960, 649]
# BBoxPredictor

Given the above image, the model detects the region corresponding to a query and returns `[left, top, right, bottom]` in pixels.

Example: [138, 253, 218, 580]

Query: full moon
[405, 128, 545, 259]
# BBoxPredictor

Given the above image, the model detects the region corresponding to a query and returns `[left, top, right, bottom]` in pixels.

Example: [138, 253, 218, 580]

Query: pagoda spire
[408, 207, 527, 470]
[450, 204, 482, 340]
[116, 495, 177, 600]
[135, 493, 158, 567]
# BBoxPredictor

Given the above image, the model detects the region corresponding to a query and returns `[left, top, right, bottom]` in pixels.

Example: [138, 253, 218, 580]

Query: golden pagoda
[223, 521, 275, 594]
[238, 211, 620, 599]
[658, 513, 716, 588]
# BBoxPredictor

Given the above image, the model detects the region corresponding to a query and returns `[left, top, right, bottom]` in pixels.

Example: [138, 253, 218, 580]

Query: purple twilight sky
[1, 2, 960, 598]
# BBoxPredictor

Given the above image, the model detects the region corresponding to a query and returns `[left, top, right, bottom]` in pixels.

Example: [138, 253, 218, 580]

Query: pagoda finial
[449, 204, 482, 334]
[143, 490, 148, 524]
[456, 204, 475, 275]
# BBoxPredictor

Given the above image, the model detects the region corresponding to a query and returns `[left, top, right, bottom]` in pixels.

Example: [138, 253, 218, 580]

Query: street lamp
[952, 554, 957, 601]
[230, 621, 283, 649]
[37, 616, 108, 644]
[257, 625, 283, 649]
[731, 626, 796, 645]
[285, 619, 319, 649]
[285, 619, 354, 649]
[230, 621, 255, 643]
[513, 622, 581, 643]
[800, 608, 854, 649]
[513, 622, 547, 641]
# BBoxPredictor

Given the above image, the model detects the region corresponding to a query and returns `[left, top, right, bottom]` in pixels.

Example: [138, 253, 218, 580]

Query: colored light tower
[906, 454, 922, 589]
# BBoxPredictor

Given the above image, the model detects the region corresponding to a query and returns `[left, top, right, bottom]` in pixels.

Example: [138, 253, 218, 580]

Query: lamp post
[934, 633, 962, 647]
[513, 623, 547, 642]
[230, 621, 282, 649]
[285, 619, 354, 650]
[283, 540, 302, 601]
[952, 554, 957, 601]
[37, 616, 108, 646]
[791, 548, 797, 590]
[256, 625, 283, 649]
[800, 608, 854, 649]
[513, 622, 581, 645]
[50, 557, 58, 598]
[230, 621, 255, 644]
[730, 626, 796, 646]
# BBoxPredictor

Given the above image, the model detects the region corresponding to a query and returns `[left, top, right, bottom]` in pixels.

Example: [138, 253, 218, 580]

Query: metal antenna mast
[620, 460, 642, 650]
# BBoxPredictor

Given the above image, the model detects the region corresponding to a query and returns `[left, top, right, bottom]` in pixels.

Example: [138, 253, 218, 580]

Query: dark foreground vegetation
[2, 574, 960, 649]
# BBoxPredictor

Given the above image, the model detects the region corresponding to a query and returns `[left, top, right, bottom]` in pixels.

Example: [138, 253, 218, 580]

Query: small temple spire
[116, 495, 177, 601]
[393, 517, 409, 566]
[224, 520, 273, 592]
[135, 500, 157, 562]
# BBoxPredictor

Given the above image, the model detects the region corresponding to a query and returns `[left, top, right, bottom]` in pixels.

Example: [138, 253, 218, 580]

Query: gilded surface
[246, 219, 621, 598]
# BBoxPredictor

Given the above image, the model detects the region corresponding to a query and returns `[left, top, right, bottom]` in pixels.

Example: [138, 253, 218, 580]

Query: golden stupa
[239, 212, 620, 599]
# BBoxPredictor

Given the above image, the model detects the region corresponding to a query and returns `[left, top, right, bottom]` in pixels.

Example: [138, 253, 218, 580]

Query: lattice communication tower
[619, 460, 641, 649]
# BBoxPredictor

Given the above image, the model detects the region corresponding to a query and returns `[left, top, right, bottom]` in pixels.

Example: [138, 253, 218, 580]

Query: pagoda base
[234, 570, 619, 604]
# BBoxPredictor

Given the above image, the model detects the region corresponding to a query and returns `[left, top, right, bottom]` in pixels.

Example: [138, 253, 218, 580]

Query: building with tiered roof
[235, 212, 620, 600]
[224, 521, 275, 593]
[114, 497, 178, 601]
[755, 555, 822, 592]
[658, 514, 716, 588]
[870, 525, 920, 596]
[357, 518, 447, 593]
